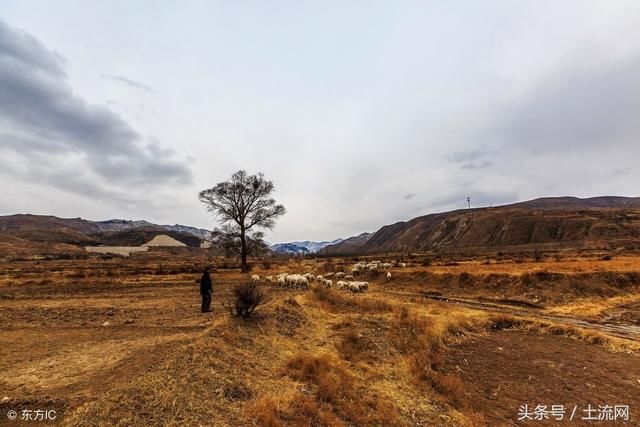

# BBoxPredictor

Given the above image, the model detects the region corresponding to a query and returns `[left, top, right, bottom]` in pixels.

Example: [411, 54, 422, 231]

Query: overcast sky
[1, 1, 639, 242]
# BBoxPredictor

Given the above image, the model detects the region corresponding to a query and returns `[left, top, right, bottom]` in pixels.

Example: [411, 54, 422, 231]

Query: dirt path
[381, 289, 640, 342]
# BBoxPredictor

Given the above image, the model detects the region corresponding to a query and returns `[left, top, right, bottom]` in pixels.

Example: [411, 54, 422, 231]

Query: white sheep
[266, 275, 273, 283]
[316, 275, 323, 283]
[344, 274, 354, 280]
[336, 280, 347, 290]
[399, 262, 407, 268]
[325, 272, 335, 278]
[285, 274, 297, 287]
[296, 276, 309, 290]
[323, 279, 333, 289]
[277, 277, 286, 286]
[335, 272, 345, 279]
[350, 281, 369, 292]
[386, 272, 392, 281]
[251, 274, 260, 284]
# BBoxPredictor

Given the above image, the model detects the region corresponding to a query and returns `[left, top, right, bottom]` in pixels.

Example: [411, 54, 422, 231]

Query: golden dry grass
[3, 252, 640, 425]
[546, 293, 640, 317]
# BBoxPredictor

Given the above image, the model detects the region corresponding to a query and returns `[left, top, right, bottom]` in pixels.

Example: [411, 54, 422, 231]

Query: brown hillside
[322, 196, 640, 254]
[318, 232, 372, 255]
[0, 214, 100, 234]
[0, 214, 100, 245]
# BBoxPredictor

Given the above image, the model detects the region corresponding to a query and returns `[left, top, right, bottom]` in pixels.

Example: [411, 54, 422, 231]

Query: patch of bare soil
[440, 331, 640, 425]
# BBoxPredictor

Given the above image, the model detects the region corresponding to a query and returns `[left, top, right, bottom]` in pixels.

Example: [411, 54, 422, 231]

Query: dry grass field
[2, 249, 640, 425]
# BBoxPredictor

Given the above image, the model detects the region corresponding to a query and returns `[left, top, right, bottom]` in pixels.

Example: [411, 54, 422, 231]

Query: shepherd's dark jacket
[200, 272, 212, 294]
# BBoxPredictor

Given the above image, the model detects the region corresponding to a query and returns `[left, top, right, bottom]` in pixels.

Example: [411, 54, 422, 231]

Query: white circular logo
[6, 410, 17, 420]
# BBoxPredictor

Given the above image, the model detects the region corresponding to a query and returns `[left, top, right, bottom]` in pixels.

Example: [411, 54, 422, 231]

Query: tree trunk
[240, 226, 248, 272]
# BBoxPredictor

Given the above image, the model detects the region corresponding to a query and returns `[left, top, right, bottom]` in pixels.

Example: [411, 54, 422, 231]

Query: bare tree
[211, 224, 269, 259]
[199, 170, 285, 272]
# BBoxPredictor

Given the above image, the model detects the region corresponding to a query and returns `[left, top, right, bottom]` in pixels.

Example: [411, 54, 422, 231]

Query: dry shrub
[461, 412, 486, 427]
[285, 395, 342, 426]
[391, 307, 437, 354]
[320, 261, 334, 273]
[247, 396, 283, 427]
[372, 400, 401, 426]
[229, 282, 269, 318]
[285, 353, 346, 385]
[336, 330, 368, 361]
[223, 383, 252, 401]
[533, 249, 544, 262]
[283, 353, 399, 425]
[428, 372, 467, 409]
[410, 350, 432, 383]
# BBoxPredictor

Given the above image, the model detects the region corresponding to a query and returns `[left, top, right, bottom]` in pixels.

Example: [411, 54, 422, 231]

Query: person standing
[200, 267, 213, 313]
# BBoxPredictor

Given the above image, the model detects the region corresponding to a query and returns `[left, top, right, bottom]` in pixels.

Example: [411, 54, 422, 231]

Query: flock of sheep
[249, 259, 406, 293]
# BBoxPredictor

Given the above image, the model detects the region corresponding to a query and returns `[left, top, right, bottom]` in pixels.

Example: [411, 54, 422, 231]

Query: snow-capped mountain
[270, 239, 343, 254]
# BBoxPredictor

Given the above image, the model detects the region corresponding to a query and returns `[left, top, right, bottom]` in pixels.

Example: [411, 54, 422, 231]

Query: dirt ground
[441, 330, 640, 426]
[1, 250, 639, 425]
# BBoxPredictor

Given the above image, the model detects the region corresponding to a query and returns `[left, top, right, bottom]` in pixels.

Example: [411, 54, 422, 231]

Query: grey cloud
[498, 53, 640, 150]
[460, 161, 492, 170]
[404, 193, 416, 200]
[101, 73, 154, 92]
[447, 146, 497, 163]
[0, 20, 66, 77]
[0, 19, 192, 199]
[612, 168, 631, 176]
[429, 189, 520, 211]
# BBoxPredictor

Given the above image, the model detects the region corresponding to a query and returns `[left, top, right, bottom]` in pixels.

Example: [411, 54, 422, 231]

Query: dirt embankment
[390, 270, 640, 305]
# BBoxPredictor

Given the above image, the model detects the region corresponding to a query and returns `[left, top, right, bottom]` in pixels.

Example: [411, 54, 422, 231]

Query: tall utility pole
[467, 196, 471, 211]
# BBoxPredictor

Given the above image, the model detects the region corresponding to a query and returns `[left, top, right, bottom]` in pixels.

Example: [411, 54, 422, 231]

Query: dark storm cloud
[0, 19, 192, 196]
[101, 73, 154, 92]
[498, 54, 640, 150]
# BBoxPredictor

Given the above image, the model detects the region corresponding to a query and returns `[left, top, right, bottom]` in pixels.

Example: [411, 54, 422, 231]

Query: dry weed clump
[391, 307, 438, 355]
[229, 282, 270, 318]
[274, 353, 400, 425]
[337, 329, 369, 362]
[247, 396, 283, 427]
[428, 372, 467, 409]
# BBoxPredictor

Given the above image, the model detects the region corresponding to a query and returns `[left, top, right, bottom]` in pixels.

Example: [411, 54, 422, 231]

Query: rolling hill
[320, 196, 640, 254]
[0, 214, 210, 248]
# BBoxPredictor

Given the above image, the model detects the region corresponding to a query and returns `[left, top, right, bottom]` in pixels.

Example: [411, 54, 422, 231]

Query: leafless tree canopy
[199, 170, 285, 271]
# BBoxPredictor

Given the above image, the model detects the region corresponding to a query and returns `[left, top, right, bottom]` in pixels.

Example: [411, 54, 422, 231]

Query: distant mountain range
[94, 219, 211, 240]
[0, 214, 210, 247]
[320, 196, 640, 254]
[4, 195, 640, 256]
[270, 239, 343, 255]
